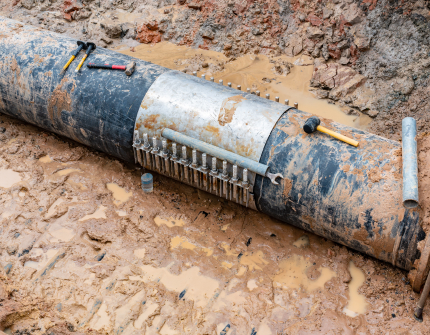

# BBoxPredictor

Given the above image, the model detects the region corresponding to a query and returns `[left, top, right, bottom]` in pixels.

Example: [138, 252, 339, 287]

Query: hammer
[87, 61, 136, 76]
[303, 116, 359, 147]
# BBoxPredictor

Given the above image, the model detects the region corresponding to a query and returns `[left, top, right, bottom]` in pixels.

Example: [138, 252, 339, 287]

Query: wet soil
[1, 112, 430, 334]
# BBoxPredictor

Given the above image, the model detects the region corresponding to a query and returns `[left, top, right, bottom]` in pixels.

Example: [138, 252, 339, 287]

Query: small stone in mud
[7, 245, 17, 255]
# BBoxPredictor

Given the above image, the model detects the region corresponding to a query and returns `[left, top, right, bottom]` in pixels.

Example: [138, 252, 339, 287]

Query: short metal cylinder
[141, 173, 154, 193]
[402, 117, 419, 208]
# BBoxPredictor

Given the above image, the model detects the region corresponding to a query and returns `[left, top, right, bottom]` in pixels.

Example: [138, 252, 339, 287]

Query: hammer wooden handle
[317, 125, 359, 147]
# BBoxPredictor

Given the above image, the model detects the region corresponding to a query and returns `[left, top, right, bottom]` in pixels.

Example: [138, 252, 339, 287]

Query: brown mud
[1, 114, 430, 334]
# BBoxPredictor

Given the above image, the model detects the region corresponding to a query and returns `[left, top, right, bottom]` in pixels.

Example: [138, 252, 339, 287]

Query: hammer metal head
[77, 41, 88, 50]
[125, 61, 136, 76]
[303, 116, 321, 134]
[86, 42, 96, 52]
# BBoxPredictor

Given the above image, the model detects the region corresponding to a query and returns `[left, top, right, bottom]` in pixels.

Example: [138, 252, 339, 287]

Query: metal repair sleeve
[162, 128, 269, 176]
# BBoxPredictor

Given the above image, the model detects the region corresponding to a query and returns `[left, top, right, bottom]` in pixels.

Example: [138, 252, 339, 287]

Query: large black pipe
[0, 17, 428, 291]
[0, 17, 167, 163]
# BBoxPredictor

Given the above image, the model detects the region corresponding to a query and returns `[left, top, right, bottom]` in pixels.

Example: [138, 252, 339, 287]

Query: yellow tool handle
[63, 55, 75, 71]
[75, 54, 87, 72]
[317, 125, 359, 147]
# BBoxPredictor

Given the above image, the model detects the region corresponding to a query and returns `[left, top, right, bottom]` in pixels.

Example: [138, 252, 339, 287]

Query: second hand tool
[75, 42, 96, 73]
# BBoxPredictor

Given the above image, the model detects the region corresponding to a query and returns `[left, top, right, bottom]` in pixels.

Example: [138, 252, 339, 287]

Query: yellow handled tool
[75, 42, 96, 73]
[303, 116, 359, 147]
[63, 41, 87, 71]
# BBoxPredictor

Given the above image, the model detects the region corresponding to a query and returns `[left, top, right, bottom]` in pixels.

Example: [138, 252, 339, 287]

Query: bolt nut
[192, 149, 197, 164]
[243, 168, 248, 183]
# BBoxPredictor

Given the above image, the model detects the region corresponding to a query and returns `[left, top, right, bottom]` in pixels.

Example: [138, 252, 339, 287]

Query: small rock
[188, 2, 201, 9]
[337, 40, 350, 50]
[343, 3, 364, 25]
[312, 48, 320, 58]
[63, 0, 82, 14]
[354, 36, 370, 50]
[101, 37, 113, 44]
[306, 26, 324, 39]
[103, 23, 122, 39]
[307, 14, 323, 26]
[21, 0, 35, 10]
[251, 27, 263, 36]
[201, 28, 215, 40]
[0, 127, 5, 133]
[321, 44, 329, 61]
[323, 8, 333, 19]
[178, 0, 186, 4]
[346, 109, 360, 116]
[366, 110, 379, 118]
[393, 76, 415, 95]
[298, 13, 306, 22]
[7, 244, 18, 255]
[339, 56, 350, 65]
[313, 89, 329, 99]
[224, 44, 232, 51]
[202, 62, 209, 68]
[285, 35, 303, 57]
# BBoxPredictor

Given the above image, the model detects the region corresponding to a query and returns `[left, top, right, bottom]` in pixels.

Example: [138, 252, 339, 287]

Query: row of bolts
[192, 71, 299, 109]
[139, 133, 250, 205]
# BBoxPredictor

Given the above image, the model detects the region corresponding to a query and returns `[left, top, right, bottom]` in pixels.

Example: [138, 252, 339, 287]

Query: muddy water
[119, 42, 371, 129]
[0, 169, 22, 188]
[79, 205, 107, 221]
[106, 183, 133, 206]
[343, 261, 368, 317]
[274, 254, 336, 292]
[54, 168, 81, 177]
[154, 215, 186, 228]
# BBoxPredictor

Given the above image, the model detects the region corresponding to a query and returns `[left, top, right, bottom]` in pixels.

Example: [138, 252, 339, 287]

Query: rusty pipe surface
[0, 17, 429, 291]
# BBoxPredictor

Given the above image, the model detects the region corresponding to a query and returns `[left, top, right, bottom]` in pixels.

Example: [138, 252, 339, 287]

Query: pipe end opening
[404, 200, 419, 209]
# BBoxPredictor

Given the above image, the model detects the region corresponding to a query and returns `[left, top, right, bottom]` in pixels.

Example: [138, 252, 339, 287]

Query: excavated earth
[1, 0, 430, 334]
